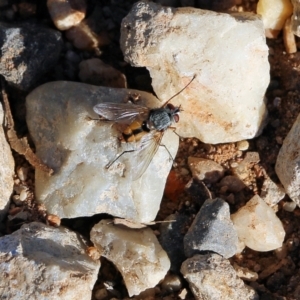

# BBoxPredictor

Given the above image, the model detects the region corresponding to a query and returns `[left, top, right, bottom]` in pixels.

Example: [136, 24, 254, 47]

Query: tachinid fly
[93, 75, 195, 180]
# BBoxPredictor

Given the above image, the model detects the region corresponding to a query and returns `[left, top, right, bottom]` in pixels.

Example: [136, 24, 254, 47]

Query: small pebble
[19, 189, 27, 201]
[237, 140, 249, 151]
[17, 166, 28, 181]
[161, 274, 182, 292]
[230, 161, 239, 168]
[273, 97, 281, 107]
[283, 201, 297, 212]
[46, 214, 61, 227]
[94, 288, 108, 300]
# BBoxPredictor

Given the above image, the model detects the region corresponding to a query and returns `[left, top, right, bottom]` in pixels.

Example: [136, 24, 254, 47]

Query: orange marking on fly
[93, 75, 196, 180]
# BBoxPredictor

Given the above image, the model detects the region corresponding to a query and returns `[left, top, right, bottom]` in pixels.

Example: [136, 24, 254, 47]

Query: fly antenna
[161, 74, 196, 108]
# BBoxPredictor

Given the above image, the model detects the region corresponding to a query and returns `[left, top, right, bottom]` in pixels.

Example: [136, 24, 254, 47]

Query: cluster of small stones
[0, 0, 300, 299]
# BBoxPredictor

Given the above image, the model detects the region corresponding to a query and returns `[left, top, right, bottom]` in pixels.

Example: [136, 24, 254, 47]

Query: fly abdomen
[122, 120, 149, 143]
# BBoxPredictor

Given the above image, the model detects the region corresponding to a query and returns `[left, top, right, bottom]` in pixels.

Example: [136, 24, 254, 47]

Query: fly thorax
[148, 108, 172, 131]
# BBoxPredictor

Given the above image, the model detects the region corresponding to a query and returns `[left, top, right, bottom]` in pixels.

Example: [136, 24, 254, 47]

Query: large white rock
[90, 219, 170, 297]
[276, 113, 300, 206]
[231, 195, 285, 252]
[120, 1, 269, 144]
[0, 102, 14, 221]
[0, 222, 100, 300]
[26, 82, 178, 221]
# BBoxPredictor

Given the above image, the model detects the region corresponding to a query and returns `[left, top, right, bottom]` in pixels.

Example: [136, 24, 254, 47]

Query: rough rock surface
[26, 81, 178, 221]
[90, 219, 170, 297]
[181, 254, 258, 300]
[0, 22, 62, 90]
[276, 113, 300, 206]
[184, 198, 238, 258]
[0, 102, 14, 221]
[231, 195, 285, 251]
[120, 1, 269, 144]
[0, 222, 100, 300]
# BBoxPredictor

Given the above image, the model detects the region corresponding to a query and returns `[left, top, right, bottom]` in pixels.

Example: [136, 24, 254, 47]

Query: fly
[93, 75, 195, 180]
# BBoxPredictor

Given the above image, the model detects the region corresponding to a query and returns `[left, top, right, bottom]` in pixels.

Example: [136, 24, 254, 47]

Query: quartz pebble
[276, 113, 300, 206]
[181, 254, 258, 300]
[0, 222, 100, 300]
[0, 102, 14, 221]
[237, 140, 249, 151]
[90, 219, 170, 297]
[47, 0, 86, 31]
[184, 198, 238, 258]
[257, 0, 293, 30]
[231, 195, 285, 251]
[188, 157, 224, 183]
[26, 82, 178, 222]
[79, 58, 127, 88]
[17, 166, 28, 181]
[121, 1, 269, 144]
[283, 201, 297, 212]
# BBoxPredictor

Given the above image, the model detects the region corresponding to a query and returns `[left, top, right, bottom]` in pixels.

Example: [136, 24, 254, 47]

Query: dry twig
[1, 77, 53, 175]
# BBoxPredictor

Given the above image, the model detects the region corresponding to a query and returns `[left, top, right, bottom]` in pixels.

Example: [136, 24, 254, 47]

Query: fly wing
[131, 131, 163, 180]
[93, 103, 149, 124]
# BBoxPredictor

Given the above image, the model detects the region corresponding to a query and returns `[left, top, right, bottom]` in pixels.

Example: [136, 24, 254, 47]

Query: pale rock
[283, 201, 297, 212]
[184, 198, 238, 258]
[231, 195, 285, 251]
[283, 16, 297, 53]
[257, 0, 293, 30]
[181, 254, 258, 300]
[120, 1, 269, 144]
[90, 219, 170, 297]
[233, 263, 259, 282]
[47, 0, 86, 31]
[237, 140, 249, 151]
[276, 113, 300, 206]
[291, 0, 300, 36]
[0, 222, 100, 300]
[26, 82, 178, 222]
[232, 152, 260, 180]
[79, 58, 127, 88]
[260, 175, 285, 206]
[0, 102, 14, 221]
[188, 157, 224, 183]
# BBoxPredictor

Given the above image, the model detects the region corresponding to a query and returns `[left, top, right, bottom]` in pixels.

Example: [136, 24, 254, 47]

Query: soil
[2, 0, 300, 299]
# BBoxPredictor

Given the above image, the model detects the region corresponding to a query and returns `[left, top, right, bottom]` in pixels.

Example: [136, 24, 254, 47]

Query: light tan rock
[47, 0, 86, 30]
[121, 1, 269, 144]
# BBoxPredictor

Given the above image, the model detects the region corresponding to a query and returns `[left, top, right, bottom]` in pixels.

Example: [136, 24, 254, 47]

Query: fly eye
[173, 114, 180, 123]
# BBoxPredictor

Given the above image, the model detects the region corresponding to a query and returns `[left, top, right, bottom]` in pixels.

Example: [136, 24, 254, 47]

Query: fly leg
[159, 144, 178, 167]
[106, 149, 136, 169]
[169, 126, 184, 141]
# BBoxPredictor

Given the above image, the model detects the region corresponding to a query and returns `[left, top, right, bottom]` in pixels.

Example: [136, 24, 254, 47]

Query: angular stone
[181, 254, 258, 300]
[26, 82, 178, 221]
[120, 1, 269, 144]
[0, 222, 100, 300]
[0, 23, 62, 90]
[184, 198, 238, 258]
[260, 175, 285, 206]
[0, 102, 14, 221]
[231, 195, 285, 251]
[276, 113, 300, 206]
[90, 219, 170, 297]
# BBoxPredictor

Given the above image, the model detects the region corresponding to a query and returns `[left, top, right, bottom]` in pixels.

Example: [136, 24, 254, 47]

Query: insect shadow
[93, 75, 196, 180]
